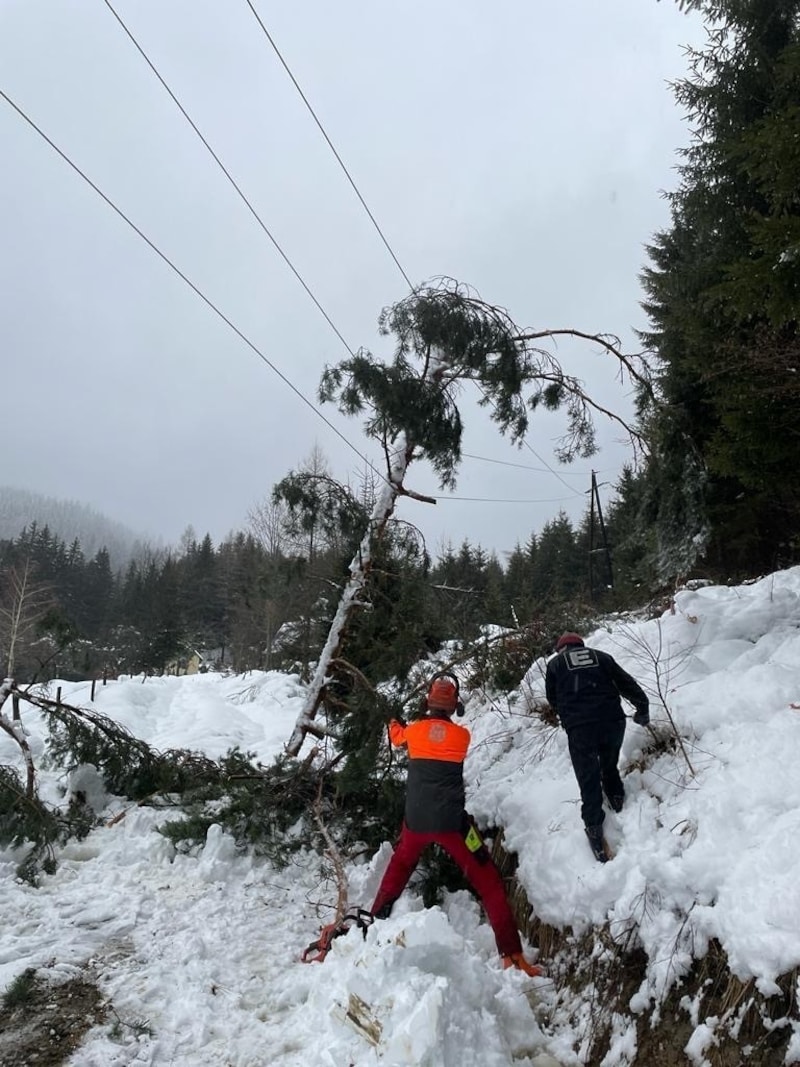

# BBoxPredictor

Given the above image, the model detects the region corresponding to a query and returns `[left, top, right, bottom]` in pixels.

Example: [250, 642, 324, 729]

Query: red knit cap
[555, 632, 584, 652]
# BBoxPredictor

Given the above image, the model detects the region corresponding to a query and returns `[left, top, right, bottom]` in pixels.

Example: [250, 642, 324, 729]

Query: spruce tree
[639, 0, 800, 576]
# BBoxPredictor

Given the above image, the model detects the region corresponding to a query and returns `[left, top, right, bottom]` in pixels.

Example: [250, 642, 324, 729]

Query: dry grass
[490, 833, 798, 1065]
[0, 967, 107, 1067]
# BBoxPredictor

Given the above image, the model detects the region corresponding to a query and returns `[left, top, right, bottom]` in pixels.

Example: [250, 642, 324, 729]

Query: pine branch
[514, 328, 655, 402]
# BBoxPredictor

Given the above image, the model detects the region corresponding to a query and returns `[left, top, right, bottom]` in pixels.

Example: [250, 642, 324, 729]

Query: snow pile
[468, 571, 800, 992]
[2, 569, 800, 1064]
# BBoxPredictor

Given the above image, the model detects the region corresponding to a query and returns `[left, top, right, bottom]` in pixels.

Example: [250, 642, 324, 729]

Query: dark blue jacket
[545, 644, 649, 732]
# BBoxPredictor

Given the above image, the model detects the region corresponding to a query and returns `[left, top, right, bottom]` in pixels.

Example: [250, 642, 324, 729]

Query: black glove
[633, 708, 650, 727]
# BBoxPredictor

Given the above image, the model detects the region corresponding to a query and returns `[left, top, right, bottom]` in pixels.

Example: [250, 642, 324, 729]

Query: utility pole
[588, 472, 614, 600]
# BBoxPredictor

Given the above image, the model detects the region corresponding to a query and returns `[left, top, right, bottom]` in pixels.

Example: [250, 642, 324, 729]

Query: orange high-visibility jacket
[389, 715, 471, 832]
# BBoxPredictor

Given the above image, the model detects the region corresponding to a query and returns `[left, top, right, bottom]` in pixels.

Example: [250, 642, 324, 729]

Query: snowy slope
[2, 568, 800, 1065]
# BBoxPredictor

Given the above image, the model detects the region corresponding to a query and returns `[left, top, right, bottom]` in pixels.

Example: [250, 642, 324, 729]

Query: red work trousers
[370, 823, 523, 957]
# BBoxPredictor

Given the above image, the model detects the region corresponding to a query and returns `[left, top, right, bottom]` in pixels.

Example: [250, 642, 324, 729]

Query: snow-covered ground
[2, 567, 800, 1065]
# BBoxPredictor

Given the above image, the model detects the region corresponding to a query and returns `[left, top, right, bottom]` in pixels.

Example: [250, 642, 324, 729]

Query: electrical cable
[435, 494, 582, 504]
[1, 84, 587, 522]
[240, 3, 614, 507]
[99, 4, 590, 512]
[0, 88, 380, 478]
[517, 444, 580, 494]
[102, 0, 356, 360]
[469, 380, 581, 494]
[9, 7, 613, 529]
[461, 451, 605, 477]
[243, 0, 415, 292]
[110, 1, 600, 511]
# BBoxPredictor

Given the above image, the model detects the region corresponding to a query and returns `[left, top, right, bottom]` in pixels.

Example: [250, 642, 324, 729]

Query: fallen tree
[286, 278, 650, 755]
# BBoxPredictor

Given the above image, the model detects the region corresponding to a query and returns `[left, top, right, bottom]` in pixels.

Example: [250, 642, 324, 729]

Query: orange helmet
[427, 677, 459, 712]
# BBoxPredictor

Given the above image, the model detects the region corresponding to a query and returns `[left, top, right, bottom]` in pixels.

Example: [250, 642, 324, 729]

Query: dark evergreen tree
[218, 532, 272, 671]
[530, 512, 585, 606]
[60, 539, 86, 631]
[181, 533, 225, 653]
[638, 0, 800, 576]
[79, 548, 114, 640]
[482, 552, 508, 626]
[602, 466, 655, 596]
[428, 541, 483, 638]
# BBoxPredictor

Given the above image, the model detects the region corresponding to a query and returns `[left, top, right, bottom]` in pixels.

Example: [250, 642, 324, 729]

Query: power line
[0, 92, 586, 528]
[515, 438, 579, 494]
[435, 494, 582, 504]
[101, 2, 587, 509]
[243, 0, 415, 293]
[150, 0, 592, 507]
[120, 2, 623, 513]
[469, 380, 580, 494]
[0, 88, 380, 477]
[241, 14, 609, 498]
[102, 0, 355, 359]
[97, 2, 406, 495]
[461, 451, 606, 478]
[10, 5, 616, 528]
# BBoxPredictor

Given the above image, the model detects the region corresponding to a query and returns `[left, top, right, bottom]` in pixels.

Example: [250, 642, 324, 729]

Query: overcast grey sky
[2, 1, 703, 559]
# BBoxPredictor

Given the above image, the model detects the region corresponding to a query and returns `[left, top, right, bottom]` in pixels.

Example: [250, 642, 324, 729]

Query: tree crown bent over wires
[286, 277, 648, 755]
[320, 278, 646, 491]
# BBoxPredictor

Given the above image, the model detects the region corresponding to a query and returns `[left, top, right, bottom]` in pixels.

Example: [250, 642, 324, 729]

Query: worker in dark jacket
[545, 632, 650, 862]
[371, 673, 542, 975]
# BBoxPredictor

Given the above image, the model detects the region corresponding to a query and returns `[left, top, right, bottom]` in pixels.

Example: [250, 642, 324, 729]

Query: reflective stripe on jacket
[389, 715, 470, 832]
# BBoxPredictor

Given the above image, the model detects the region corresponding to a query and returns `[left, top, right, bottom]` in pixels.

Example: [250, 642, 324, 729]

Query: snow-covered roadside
[3, 568, 800, 1064]
[2, 673, 559, 1066]
[2, 807, 558, 1065]
[467, 568, 800, 1061]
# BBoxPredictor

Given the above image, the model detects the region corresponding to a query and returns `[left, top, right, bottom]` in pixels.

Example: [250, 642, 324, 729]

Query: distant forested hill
[0, 487, 147, 569]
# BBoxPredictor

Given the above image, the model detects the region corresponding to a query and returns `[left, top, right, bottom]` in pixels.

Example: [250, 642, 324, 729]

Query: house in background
[163, 648, 229, 676]
[164, 650, 203, 677]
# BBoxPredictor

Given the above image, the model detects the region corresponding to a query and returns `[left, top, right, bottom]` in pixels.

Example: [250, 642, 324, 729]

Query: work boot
[607, 793, 624, 813]
[585, 824, 609, 863]
[502, 952, 544, 977]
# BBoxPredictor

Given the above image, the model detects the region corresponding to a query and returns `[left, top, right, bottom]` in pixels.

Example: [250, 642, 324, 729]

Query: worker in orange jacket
[370, 673, 542, 976]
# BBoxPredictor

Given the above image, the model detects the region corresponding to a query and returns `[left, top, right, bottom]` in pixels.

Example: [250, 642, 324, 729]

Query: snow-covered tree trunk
[285, 437, 414, 756]
[0, 679, 36, 798]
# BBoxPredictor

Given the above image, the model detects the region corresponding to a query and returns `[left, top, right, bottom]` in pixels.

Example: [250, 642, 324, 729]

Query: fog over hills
[0, 486, 154, 568]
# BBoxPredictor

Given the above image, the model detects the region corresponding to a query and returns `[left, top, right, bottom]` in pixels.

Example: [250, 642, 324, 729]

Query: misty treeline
[0, 484, 627, 685]
[0, 487, 143, 569]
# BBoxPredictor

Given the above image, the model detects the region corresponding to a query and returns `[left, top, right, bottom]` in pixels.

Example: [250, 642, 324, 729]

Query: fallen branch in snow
[619, 621, 697, 778]
[312, 779, 348, 928]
